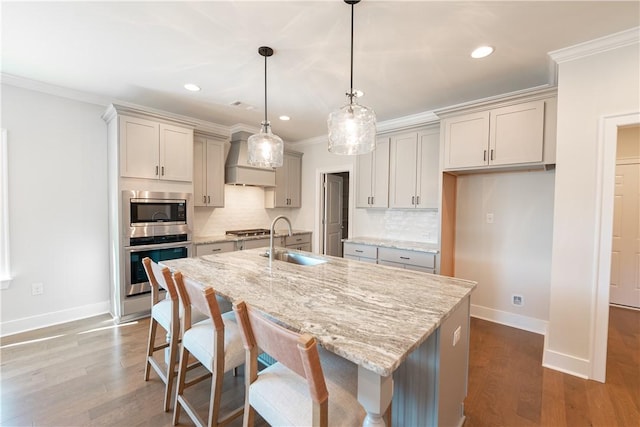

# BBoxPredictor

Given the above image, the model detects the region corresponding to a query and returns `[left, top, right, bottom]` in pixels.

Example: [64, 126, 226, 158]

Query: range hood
[225, 131, 276, 187]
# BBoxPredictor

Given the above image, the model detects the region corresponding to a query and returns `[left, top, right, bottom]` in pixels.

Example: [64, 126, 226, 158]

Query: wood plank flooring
[1, 306, 638, 426]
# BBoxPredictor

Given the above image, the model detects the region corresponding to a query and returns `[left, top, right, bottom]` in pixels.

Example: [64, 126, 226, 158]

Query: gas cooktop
[225, 228, 271, 237]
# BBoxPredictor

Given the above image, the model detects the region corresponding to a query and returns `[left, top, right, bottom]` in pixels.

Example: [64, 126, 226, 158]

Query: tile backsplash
[194, 185, 296, 236]
[352, 208, 439, 244]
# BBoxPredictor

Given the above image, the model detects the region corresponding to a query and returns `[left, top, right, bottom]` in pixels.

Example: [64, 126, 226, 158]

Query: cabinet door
[286, 153, 302, 207]
[193, 138, 207, 207]
[442, 111, 490, 169]
[489, 101, 544, 166]
[273, 158, 289, 207]
[159, 123, 193, 182]
[205, 140, 225, 207]
[389, 132, 418, 208]
[416, 130, 440, 209]
[371, 138, 390, 208]
[355, 150, 374, 208]
[119, 115, 159, 179]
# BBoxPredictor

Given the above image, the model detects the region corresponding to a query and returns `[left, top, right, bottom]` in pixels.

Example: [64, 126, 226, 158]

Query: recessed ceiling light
[184, 83, 201, 92]
[471, 46, 494, 59]
[279, 115, 290, 121]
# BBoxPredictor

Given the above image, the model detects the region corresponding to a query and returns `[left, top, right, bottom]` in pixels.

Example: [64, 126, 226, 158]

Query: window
[1, 128, 11, 289]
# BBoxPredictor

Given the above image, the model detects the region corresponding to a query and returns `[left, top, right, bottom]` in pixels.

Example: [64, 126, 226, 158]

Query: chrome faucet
[269, 215, 292, 268]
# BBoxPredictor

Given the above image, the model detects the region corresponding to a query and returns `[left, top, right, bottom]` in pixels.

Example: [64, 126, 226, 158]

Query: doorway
[320, 172, 350, 257]
[593, 113, 640, 382]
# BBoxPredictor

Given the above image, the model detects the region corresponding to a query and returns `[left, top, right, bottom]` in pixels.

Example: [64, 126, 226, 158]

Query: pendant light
[327, 0, 376, 155]
[248, 46, 284, 168]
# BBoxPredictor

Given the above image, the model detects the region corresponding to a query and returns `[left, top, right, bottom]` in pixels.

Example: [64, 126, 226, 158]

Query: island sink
[262, 249, 327, 266]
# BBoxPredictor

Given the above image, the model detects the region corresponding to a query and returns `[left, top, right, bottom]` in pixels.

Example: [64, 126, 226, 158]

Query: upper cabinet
[194, 134, 228, 207]
[356, 137, 390, 208]
[119, 114, 194, 182]
[265, 150, 303, 208]
[439, 90, 557, 173]
[389, 128, 439, 209]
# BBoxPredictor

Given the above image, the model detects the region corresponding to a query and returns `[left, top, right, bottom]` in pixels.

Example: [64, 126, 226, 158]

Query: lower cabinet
[378, 247, 436, 274]
[285, 233, 312, 252]
[239, 237, 284, 250]
[343, 243, 378, 264]
[195, 241, 235, 256]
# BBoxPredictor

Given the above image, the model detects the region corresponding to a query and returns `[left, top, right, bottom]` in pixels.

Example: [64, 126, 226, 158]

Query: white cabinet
[356, 137, 390, 208]
[389, 129, 439, 209]
[377, 247, 436, 274]
[119, 115, 193, 181]
[194, 136, 226, 207]
[285, 233, 312, 252]
[265, 151, 303, 208]
[195, 241, 235, 256]
[343, 243, 377, 264]
[442, 100, 548, 171]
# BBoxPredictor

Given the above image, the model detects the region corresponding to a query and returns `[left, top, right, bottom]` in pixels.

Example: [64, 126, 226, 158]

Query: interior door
[323, 174, 343, 257]
[610, 161, 640, 308]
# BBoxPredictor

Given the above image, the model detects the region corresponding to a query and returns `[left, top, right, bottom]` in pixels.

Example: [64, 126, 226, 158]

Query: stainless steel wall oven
[122, 191, 192, 297]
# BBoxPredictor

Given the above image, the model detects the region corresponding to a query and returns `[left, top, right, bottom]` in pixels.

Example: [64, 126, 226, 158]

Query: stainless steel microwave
[122, 190, 192, 242]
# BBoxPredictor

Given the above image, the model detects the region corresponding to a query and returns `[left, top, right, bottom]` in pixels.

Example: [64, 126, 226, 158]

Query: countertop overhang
[162, 248, 475, 377]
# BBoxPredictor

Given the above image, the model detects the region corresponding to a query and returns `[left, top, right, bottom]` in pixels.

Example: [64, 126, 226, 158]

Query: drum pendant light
[327, 0, 376, 155]
[248, 46, 284, 168]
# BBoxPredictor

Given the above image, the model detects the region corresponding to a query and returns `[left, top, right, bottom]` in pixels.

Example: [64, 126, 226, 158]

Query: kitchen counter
[194, 229, 310, 245]
[343, 236, 440, 254]
[162, 248, 475, 426]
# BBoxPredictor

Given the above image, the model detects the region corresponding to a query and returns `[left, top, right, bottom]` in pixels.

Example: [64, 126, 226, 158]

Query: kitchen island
[163, 249, 476, 427]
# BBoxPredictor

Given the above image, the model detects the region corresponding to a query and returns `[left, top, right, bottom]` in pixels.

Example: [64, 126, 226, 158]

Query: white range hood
[225, 131, 276, 187]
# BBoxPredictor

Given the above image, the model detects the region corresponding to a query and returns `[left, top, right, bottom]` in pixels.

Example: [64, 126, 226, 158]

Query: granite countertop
[162, 248, 475, 377]
[343, 236, 440, 254]
[194, 229, 311, 245]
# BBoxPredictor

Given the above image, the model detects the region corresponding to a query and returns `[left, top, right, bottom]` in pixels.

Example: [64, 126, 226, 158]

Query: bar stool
[169, 270, 245, 427]
[141, 257, 181, 412]
[233, 300, 365, 427]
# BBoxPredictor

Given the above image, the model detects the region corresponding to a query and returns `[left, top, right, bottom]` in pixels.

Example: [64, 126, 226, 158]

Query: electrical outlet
[512, 294, 524, 306]
[31, 282, 44, 296]
[486, 213, 494, 224]
[453, 325, 462, 346]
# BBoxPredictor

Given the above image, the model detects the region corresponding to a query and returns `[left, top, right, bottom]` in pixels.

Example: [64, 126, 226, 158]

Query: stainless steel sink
[262, 250, 328, 266]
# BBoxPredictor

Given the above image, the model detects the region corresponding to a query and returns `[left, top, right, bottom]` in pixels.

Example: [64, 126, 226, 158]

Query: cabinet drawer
[285, 233, 311, 246]
[196, 241, 235, 256]
[378, 247, 435, 269]
[287, 243, 311, 252]
[343, 243, 377, 259]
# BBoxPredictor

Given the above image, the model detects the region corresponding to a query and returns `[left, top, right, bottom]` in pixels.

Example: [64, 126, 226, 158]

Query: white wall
[455, 170, 555, 333]
[546, 41, 640, 378]
[0, 84, 110, 336]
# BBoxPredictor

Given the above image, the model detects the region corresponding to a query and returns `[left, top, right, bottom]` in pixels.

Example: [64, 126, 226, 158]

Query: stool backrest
[233, 301, 329, 405]
[142, 257, 178, 305]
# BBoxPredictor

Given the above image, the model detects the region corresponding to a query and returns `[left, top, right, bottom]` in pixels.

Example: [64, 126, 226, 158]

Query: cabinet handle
[155, 165, 159, 176]
[490, 149, 494, 161]
[411, 196, 415, 205]
[211, 248, 221, 252]
[400, 256, 410, 260]
[371, 196, 374, 205]
[296, 238, 302, 242]
[161, 166, 165, 176]
[355, 250, 364, 253]
[416, 196, 420, 205]
[203, 195, 207, 203]
[483, 150, 487, 162]
[207, 195, 211, 204]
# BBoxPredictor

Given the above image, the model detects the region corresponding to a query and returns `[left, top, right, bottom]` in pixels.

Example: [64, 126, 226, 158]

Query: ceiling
[2, 1, 639, 142]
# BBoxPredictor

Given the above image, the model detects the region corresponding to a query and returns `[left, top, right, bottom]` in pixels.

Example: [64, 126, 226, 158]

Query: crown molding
[1, 73, 111, 107]
[549, 26, 640, 64]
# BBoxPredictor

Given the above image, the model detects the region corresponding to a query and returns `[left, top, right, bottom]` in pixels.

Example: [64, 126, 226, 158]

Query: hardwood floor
[1, 306, 637, 426]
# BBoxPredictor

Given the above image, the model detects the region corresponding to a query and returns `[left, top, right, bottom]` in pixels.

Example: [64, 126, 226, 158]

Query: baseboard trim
[470, 304, 548, 335]
[542, 333, 590, 379]
[0, 300, 111, 337]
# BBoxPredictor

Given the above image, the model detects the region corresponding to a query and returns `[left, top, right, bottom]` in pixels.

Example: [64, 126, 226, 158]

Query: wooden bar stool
[169, 270, 245, 427]
[141, 257, 181, 412]
[233, 300, 365, 427]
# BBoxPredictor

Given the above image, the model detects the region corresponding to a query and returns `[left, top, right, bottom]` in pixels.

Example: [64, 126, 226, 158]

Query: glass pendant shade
[328, 99, 376, 155]
[248, 121, 284, 168]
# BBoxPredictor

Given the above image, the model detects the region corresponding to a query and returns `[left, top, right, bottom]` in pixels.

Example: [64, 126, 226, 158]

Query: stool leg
[144, 318, 158, 381]
[164, 323, 180, 412]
